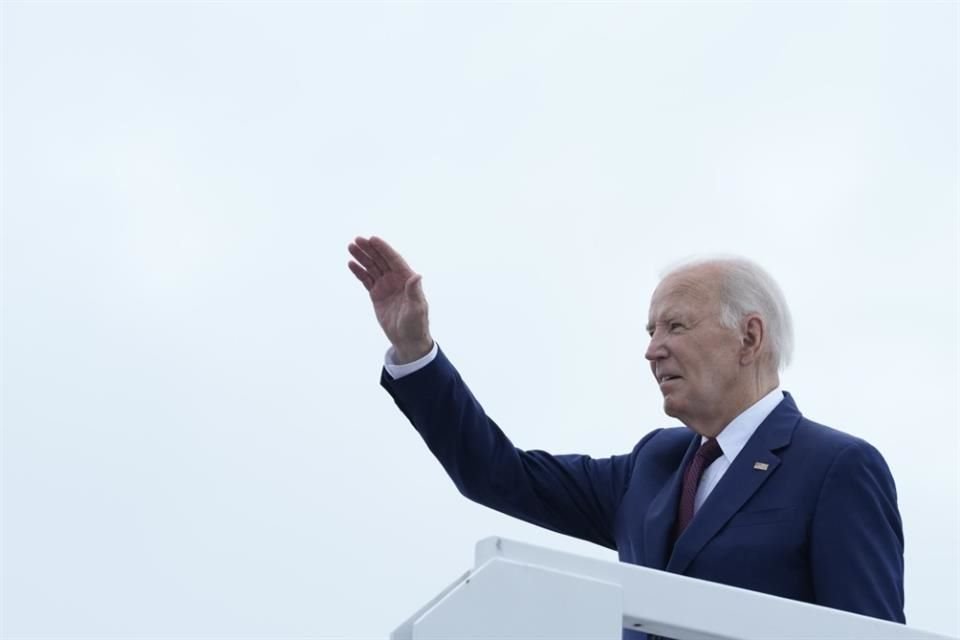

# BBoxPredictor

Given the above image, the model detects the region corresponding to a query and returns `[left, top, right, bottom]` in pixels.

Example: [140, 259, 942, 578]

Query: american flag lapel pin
[753, 462, 770, 471]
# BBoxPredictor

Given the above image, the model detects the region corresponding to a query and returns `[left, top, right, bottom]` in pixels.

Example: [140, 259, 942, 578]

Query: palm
[369, 269, 420, 342]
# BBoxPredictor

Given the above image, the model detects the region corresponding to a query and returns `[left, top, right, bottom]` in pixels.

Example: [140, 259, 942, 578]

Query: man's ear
[739, 314, 765, 365]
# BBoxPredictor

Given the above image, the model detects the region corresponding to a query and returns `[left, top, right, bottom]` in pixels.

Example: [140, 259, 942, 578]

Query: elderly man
[347, 236, 905, 634]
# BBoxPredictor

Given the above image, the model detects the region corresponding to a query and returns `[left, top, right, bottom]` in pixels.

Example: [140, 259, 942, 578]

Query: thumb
[404, 273, 424, 302]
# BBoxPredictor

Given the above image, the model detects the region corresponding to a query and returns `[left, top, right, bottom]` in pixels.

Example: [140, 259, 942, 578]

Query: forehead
[647, 268, 721, 321]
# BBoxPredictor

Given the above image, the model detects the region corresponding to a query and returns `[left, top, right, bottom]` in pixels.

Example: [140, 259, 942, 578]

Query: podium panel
[391, 537, 956, 640]
[413, 558, 621, 639]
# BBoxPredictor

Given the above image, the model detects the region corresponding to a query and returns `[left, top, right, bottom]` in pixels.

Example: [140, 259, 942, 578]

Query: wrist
[394, 339, 434, 365]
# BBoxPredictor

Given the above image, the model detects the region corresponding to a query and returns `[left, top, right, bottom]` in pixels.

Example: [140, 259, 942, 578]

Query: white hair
[661, 255, 794, 371]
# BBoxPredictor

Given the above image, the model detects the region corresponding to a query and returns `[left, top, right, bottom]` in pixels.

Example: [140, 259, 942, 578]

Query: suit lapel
[665, 393, 802, 575]
[643, 433, 699, 569]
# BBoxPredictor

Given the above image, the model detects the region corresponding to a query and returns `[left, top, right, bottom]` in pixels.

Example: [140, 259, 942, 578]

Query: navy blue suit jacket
[381, 347, 905, 633]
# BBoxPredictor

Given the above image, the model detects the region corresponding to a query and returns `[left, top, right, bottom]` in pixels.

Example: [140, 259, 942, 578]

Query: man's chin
[661, 394, 686, 420]
[662, 398, 679, 418]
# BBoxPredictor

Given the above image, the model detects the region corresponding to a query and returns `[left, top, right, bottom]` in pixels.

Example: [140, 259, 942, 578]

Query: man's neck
[693, 375, 780, 438]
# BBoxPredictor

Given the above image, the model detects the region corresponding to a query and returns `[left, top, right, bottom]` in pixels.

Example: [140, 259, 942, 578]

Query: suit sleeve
[809, 440, 905, 623]
[380, 346, 645, 550]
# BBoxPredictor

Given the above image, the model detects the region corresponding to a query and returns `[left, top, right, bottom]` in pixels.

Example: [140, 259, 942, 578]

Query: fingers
[357, 237, 393, 275]
[348, 240, 384, 278]
[348, 236, 415, 290]
[368, 236, 412, 274]
[348, 260, 374, 291]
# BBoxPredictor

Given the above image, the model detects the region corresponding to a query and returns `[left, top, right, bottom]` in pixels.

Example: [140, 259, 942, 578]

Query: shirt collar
[701, 387, 784, 464]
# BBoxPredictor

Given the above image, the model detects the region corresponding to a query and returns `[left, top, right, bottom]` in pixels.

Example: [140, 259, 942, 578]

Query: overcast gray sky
[2, 2, 958, 638]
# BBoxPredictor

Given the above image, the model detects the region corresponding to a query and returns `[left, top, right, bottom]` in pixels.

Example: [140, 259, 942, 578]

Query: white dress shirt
[384, 343, 784, 514]
[384, 342, 439, 379]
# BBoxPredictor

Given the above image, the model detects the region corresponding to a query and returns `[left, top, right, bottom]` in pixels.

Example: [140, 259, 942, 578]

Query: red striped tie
[674, 437, 723, 541]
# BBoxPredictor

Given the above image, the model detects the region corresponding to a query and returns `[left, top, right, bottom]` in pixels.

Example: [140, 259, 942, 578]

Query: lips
[658, 374, 682, 383]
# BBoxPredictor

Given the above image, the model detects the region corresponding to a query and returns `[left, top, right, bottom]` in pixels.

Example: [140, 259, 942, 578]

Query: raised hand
[348, 236, 434, 363]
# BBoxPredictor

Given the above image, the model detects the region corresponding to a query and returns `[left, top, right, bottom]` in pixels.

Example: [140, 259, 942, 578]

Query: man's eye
[669, 322, 683, 332]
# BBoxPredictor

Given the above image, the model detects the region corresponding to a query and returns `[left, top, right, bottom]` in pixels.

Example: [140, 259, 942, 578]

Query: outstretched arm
[350, 236, 638, 548]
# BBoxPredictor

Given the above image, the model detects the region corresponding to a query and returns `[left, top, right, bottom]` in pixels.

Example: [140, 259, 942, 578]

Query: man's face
[644, 267, 745, 432]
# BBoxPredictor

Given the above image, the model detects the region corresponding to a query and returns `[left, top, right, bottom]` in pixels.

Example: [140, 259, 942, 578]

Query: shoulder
[633, 426, 695, 450]
[787, 417, 898, 503]
[626, 426, 696, 471]
[792, 417, 888, 464]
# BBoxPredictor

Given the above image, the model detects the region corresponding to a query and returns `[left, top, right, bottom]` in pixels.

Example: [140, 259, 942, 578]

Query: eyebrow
[646, 308, 693, 334]
[646, 314, 677, 334]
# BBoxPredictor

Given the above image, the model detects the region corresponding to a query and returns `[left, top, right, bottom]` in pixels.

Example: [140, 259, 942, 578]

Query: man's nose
[644, 332, 666, 361]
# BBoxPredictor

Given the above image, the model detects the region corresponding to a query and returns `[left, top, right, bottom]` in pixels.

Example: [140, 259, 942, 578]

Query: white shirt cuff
[384, 342, 439, 379]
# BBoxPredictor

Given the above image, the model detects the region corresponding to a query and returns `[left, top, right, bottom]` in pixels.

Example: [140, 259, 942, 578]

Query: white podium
[392, 536, 955, 640]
